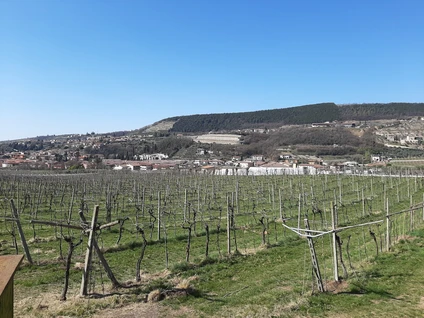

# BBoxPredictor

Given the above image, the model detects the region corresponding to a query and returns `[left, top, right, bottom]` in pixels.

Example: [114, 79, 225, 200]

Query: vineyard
[1, 169, 424, 317]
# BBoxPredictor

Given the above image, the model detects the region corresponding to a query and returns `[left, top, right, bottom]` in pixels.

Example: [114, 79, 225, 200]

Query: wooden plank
[0, 278, 13, 318]
[0, 255, 23, 296]
[0, 255, 24, 318]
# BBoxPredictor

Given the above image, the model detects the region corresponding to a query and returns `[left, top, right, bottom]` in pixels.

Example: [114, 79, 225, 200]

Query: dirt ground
[15, 291, 197, 318]
[94, 302, 196, 318]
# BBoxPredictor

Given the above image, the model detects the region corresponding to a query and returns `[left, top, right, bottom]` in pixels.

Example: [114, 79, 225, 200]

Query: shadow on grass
[343, 283, 398, 300]
[86, 292, 124, 299]
[172, 288, 226, 304]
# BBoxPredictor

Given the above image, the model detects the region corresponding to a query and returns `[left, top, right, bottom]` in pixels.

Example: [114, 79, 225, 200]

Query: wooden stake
[79, 209, 121, 289]
[67, 187, 75, 225]
[227, 195, 231, 255]
[92, 239, 121, 289]
[236, 182, 239, 215]
[304, 219, 325, 292]
[331, 203, 339, 282]
[297, 193, 301, 230]
[386, 198, 390, 252]
[410, 196, 413, 232]
[279, 188, 283, 220]
[80, 205, 99, 296]
[184, 189, 187, 223]
[383, 183, 386, 213]
[10, 199, 33, 264]
[157, 191, 161, 241]
[205, 224, 210, 258]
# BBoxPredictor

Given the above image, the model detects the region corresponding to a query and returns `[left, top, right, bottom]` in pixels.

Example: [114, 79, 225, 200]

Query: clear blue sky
[1, 0, 423, 141]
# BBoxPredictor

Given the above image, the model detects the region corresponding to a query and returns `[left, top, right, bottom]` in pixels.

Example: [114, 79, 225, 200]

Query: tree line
[164, 102, 424, 133]
[168, 103, 339, 132]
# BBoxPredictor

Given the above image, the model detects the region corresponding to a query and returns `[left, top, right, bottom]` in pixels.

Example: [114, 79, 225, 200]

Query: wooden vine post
[282, 194, 417, 292]
[78, 208, 121, 295]
[410, 196, 414, 232]
[157, 191, 161, 241]
[205, 224, 210, 258]
[10, 200, 33, 264]
[279, 188, 283, 220]
[227, 195, 231, 255]
[184, 189, 188, 223]
[80, 205, 99, 296]
[297, 193, 301, 230]
[304, 219, 325, 292]
[386, 198, 390, 251]
[331, 203, 339, 282]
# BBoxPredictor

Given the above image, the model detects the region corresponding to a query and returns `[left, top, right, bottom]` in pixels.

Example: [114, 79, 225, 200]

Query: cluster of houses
[311, 122, 358, 128]
[375, 117, 424, 148]
[0, 150, 95, 170]
[0, 158, 96, 170]
[89, 154, 384, 175]
[4, 133, 151, 155]
[1, 146, 390, 176]
[98, 156, 330, 175]
[102, 159, 180, 171]
[379, 133, 424, 147]
[196, 154, 369, 175]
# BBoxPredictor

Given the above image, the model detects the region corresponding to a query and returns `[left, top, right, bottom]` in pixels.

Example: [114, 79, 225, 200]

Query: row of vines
[1, 169, 424, 298]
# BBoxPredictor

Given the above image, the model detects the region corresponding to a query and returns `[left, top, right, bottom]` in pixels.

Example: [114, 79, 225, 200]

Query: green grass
[305, 236, 424, 317]
[2, 171, 424, 316]
[161, 232, 424, 317]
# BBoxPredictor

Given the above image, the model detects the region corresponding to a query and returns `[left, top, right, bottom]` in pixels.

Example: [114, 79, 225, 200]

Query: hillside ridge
[145, 102, 424, 133]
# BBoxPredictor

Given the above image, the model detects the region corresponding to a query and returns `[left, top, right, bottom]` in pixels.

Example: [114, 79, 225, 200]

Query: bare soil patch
[325, 280, 349, 294]
[94, 302, 197, 318]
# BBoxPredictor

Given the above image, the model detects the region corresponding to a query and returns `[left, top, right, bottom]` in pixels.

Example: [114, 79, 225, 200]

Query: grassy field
[1, 170, 423, 317]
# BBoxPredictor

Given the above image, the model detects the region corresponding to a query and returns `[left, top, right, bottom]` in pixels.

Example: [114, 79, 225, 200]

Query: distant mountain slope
[339, 103, 424, 120]
[145, 102, 424, 134]
[168, 103, 340, 133]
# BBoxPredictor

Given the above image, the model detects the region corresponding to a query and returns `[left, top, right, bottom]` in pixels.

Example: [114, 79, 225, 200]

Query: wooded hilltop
[164, 103, 424, 133]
